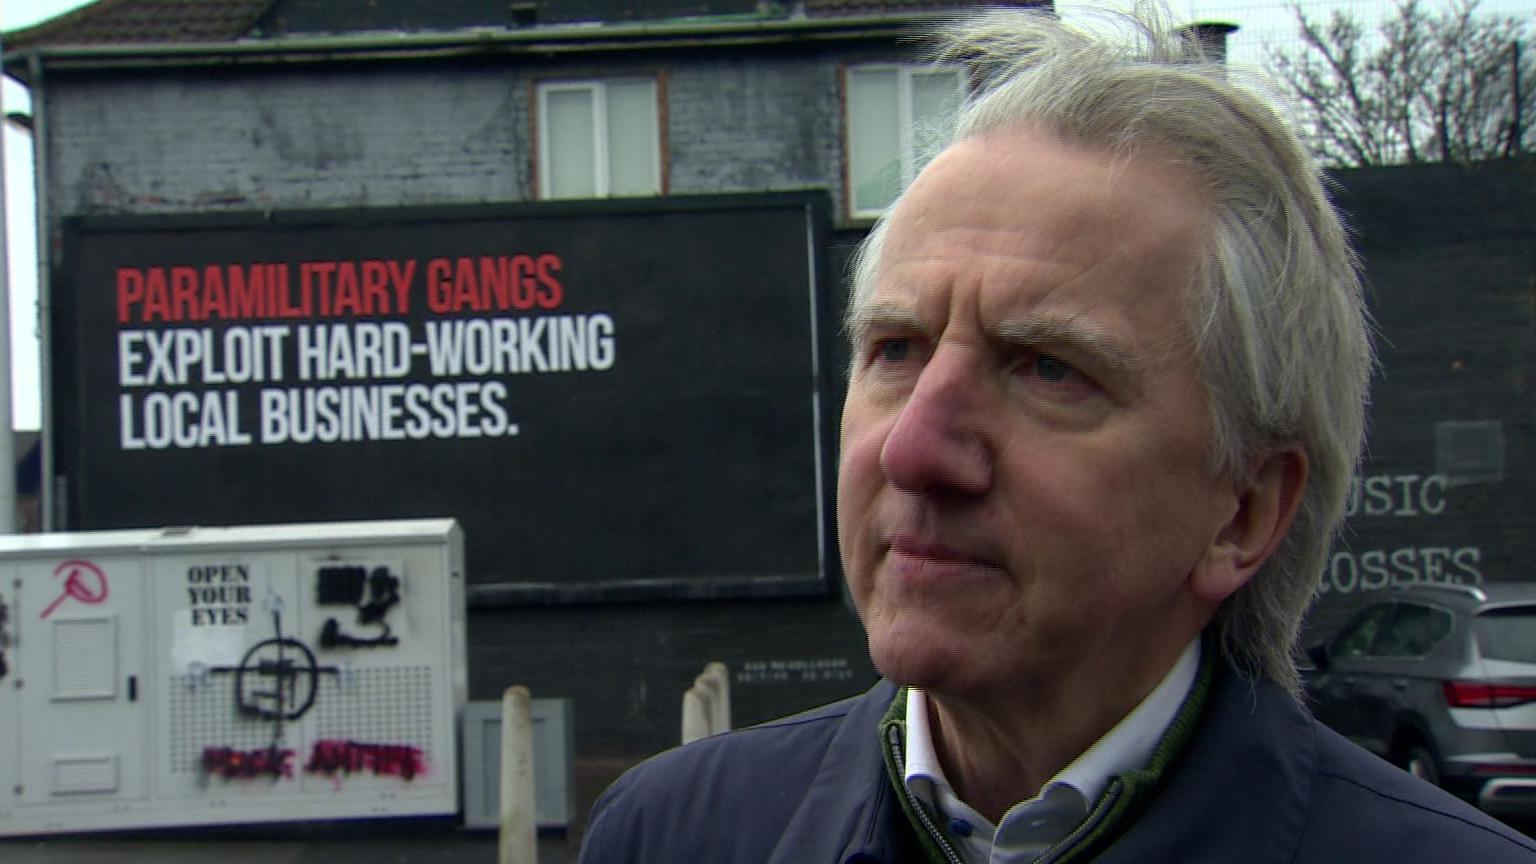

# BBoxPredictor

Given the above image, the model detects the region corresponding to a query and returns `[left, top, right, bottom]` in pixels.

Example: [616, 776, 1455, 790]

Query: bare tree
[1270, 0, 1533, 166]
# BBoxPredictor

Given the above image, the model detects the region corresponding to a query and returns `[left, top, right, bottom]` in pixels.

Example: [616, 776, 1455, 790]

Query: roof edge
[3, 12, 948, 81]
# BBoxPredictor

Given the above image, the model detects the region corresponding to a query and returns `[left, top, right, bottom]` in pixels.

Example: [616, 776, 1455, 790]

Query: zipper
[1035, 779, 1124, 864]
[886, 724, 966, 864]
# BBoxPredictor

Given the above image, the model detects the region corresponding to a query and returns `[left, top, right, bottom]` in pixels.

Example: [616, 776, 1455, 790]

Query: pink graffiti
[202, 746, 296, 779]
[305, 739, 424, 781]
[40, 560, 109, 620]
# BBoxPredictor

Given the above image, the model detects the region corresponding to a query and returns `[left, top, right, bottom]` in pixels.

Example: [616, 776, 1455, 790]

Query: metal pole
[0, 39, 18, 533]
[27, 52, 51, 531]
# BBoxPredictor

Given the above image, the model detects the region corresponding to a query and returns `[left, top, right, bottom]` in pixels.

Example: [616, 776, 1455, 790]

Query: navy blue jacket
[579, 662, 1536, 863]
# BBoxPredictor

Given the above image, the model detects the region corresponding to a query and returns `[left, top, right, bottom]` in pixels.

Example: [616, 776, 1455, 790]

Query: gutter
[2, 14, 943, 78]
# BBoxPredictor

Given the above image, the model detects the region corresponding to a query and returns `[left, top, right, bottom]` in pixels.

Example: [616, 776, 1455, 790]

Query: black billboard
[54, 194, 838, 601]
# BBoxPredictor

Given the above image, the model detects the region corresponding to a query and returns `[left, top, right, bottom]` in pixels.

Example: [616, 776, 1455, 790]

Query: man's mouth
[887, 534, 990, 564]
[882, 532, 1003, 585]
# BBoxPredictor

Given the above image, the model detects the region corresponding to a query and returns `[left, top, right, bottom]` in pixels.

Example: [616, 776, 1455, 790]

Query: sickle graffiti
[40, 560, 109, 620]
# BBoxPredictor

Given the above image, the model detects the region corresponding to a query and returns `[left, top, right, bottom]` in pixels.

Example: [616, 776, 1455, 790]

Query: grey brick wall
[467, 596, 876, 826]
[667, 55, 842, 200]
[41, 47, 885, 226]
[47, 65, 535, 217]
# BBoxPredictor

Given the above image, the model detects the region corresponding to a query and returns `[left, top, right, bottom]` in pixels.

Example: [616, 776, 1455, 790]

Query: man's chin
[867, 629, 981, 692]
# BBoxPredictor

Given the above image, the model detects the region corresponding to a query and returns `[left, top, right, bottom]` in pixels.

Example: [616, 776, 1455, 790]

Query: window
[844, 64, 963, 218]
[1476, 606, 1536, 663]
[537, 78, 661, 200]
[1374, 603, 1452, 657]
[1330, 604, 1395, 658]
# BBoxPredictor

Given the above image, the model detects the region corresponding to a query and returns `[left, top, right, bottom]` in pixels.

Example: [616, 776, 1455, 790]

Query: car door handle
[1392, 678, 1408, 690]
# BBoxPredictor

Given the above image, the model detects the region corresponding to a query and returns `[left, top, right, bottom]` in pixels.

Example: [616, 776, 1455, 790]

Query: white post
[498, 685, 537, 864]
[698, 662, 731, 735]
[681, 662, 731, 744]
[681, 686, 710, 745]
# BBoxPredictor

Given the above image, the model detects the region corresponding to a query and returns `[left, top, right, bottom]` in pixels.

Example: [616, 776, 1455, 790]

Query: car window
[1331, 603, 1396, 658]
[1374, 602, 1452, 657]
[1475, 606, 1536, 663]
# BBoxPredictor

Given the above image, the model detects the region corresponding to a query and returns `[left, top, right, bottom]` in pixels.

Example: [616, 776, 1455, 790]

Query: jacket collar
[765, 659, 1316, 864]
[766, 679, 929, 864]
[877, 647, 1215, 864]
[1093, 663, 1315, 864]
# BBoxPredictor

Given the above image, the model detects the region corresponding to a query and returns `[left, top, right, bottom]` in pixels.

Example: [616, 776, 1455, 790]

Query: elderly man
[578, 8, 1536, 863]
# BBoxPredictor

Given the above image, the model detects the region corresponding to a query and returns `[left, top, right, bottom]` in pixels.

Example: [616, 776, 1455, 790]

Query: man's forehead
[853, 127, 1210, 373]
[885, 127, 1209, 254]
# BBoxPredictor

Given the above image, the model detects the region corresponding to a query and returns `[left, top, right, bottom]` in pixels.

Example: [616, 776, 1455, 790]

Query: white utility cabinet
[0, 519, 466, 836]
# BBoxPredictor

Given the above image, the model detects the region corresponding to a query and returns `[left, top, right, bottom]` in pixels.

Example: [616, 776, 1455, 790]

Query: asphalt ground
[0, 821, 578, 864]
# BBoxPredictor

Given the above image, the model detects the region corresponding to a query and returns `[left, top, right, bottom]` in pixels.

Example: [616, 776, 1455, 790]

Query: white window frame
[537, 78, 661, 200]
[844, 64, 964, 220]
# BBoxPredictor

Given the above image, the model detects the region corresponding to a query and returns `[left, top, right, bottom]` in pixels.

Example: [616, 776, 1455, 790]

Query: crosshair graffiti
[198, 592, 341, 783]
[233, 634, 322, 720]
[211, 602, 337, 724]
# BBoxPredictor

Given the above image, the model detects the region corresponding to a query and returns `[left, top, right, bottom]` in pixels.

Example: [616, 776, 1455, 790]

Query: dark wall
[1308, 159, 1536, 637]
[466, 594, 877, 828]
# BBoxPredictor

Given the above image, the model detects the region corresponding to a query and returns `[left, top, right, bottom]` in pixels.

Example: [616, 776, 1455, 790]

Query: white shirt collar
[903, 638, 1202, 863]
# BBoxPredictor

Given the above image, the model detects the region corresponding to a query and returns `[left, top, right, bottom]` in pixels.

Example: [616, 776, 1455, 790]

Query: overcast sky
[4, 0, 1533, 429]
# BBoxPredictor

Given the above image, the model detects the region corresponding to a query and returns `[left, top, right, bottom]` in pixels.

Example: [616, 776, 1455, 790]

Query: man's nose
[878, 347, 992, 496]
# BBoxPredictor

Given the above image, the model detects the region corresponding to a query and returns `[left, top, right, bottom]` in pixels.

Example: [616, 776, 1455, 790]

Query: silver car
[1305, 582, 1536, 817]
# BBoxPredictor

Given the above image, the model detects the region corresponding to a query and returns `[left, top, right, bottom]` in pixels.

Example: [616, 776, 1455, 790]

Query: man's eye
[877, 338, 911, 364]
[1034, 353, 1072, 382]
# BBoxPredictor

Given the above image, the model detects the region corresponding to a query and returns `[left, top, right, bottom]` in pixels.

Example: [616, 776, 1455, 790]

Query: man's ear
[1191, 447, 1309, 605]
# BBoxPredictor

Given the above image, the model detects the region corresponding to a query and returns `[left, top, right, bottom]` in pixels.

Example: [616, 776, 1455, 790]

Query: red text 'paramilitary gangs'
[116, 255, 565, 324]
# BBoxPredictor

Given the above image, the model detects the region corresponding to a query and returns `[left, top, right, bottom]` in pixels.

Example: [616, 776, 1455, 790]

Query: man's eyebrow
[992, 316, 1137, 382]
[847, 303, 1141, 383]
[845, 302, 929, 344]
